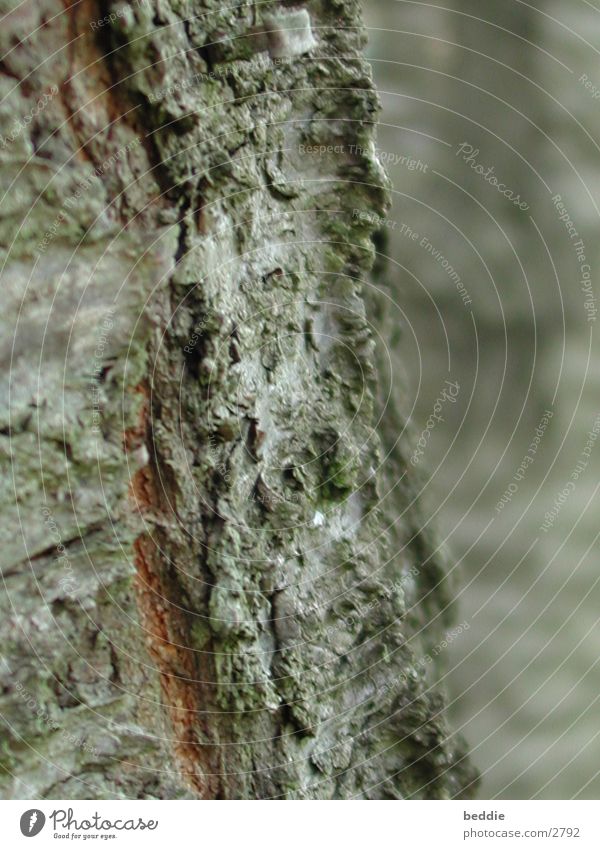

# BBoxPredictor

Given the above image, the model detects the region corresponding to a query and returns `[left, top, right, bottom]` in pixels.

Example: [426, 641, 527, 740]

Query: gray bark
[0, 0, 477, 799]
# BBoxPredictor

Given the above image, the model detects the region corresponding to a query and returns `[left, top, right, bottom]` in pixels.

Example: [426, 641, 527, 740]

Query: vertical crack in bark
[129, 390, 222, 798]
[132, 537, 219, 798]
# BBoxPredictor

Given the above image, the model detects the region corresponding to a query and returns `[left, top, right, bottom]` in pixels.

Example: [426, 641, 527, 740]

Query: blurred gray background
[365, 0, 600, 799]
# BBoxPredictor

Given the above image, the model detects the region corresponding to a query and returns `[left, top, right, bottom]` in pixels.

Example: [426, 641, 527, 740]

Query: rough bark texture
[0, 0, 477, 798]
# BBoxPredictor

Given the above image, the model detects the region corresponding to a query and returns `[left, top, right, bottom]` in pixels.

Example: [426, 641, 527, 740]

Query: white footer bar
[1, 800, 598, 848]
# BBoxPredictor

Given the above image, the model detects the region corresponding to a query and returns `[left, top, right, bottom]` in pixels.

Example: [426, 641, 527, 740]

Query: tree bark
[0, 0, 477, 799]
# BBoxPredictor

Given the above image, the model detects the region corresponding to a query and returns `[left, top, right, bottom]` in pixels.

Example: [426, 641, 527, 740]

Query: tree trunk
[0, 0, 477, 799]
